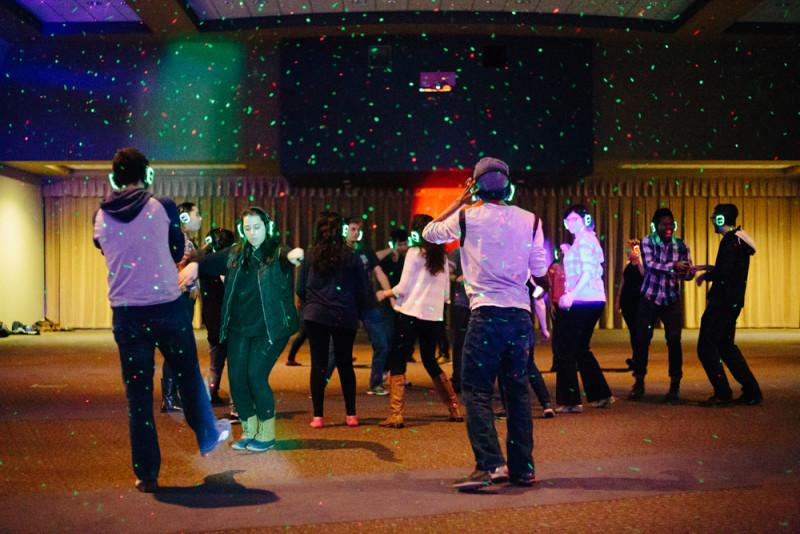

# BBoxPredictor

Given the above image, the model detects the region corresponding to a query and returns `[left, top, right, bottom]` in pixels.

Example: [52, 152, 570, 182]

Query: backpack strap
[459, 209, 467, 247]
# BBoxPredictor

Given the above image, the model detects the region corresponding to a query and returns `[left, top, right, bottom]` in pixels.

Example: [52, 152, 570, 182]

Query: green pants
[226, 333, 288, 420]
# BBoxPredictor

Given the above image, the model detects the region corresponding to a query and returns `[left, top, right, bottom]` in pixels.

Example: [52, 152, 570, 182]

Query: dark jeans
[555, 302, 611, 406]
[697, 303, 761, 400]
[287, 321, 308, 363]
[462, 306, 534, 477]
[306, 320, 357, 417]
[361, 307, 390, 390]
[620, 301, 638, 356]
[387, 312, 444, 378]
[111, 298, 218, 483]
[450, 305, 470, 390]
[630, 298, 684, 379]
[162, 293, 196, 389]
[226, 333, 287, 420]
[498, 348, 552, 410]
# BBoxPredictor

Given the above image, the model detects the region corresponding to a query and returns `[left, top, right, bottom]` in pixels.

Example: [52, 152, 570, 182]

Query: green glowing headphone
[108, 166, 154, 191]
[470, 178, 516, 203]
[409, 230, 422, 246]
[712, 213, 726, 227]
[237, 208, 277, 240]
[564, 213, 592, 230]
[342, 223, 363, 242]
[650, 219, 678, 234]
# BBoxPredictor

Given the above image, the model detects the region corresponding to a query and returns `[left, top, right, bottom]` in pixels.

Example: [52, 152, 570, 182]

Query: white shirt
[423, 203, 547, 312]
[392, 247, 450, 321]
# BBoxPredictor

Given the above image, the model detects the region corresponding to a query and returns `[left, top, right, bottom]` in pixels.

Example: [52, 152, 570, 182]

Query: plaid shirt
[639, 233, 691, 306]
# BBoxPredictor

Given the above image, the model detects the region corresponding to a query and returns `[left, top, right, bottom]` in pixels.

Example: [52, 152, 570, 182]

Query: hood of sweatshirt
[100, 188, 153, 223]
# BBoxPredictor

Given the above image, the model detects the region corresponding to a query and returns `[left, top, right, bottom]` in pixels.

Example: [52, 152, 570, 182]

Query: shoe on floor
[555, 404, 583, 414]
[135, 479, 159, 493]
[345, 415, 359, 427]
[367, 385, 389, 396]
[733, 394, 763, 406]
[590, 396, 615, 408]
[246, 439, 276, 452]
[210, 392, 228, 406]
[453, 470, 493, 491]
[200, 419, 232, 456]
[285, 360, 301, 367]
[700, 395, 733, 407]
[494, 411, 507, 420]
[310, 416, 324, 428]
[510, 472, 536, 487]
[543, 407, 556, 418]
[489, 465, 509, 484]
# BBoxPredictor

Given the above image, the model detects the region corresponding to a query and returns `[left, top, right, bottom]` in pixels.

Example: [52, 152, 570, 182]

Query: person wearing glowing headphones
[628, 207, 694, 403]
[93, 148, 231, 492]
[692, 204, 762, 406]
[422, 157, 547, 491]
[179, 207, 303, 452]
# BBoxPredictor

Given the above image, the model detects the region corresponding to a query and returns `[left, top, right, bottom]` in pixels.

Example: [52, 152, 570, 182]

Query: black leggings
[388, 312, 444, 378]
[306, 320, 357, 417]
[555, 303, 611, 405]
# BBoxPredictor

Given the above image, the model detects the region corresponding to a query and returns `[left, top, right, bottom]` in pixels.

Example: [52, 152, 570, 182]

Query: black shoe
[135, 479, 159, 493]
[210, 392, 228, 406]
[700, 395, 733, 407]
[625, 358, 634, 370]
[733, 394, 763, 406]
[665, 381, 680, 404]
[453, 470, 492, 491]
[628, 377, 645, 400]
[160, 378, 182, 413]
[494, 411, 507, 420]
[286, 360, 301, 367]
[510, 472, 536, 487]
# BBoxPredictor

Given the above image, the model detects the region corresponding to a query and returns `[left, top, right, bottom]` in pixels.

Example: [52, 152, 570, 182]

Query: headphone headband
[108, 165, 154, 191]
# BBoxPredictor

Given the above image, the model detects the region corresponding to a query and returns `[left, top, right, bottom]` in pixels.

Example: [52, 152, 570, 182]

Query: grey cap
[472, 157, 509, 194]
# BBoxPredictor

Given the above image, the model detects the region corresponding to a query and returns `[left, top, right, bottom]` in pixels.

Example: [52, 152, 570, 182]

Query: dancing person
[628, 208, 694, 403]
[180, 207, 302, 452]
[376, 214, 461, 428]
[344, 217, 392, 395]
[555, 204, 614, 413]
[618, 239, 644, 366]
[200, 227, 236, 407]
[93, 148, 230, 492]
[694, 204, 762, 405]
[423, 157, 547, 491]
[298, 211, 371, 428]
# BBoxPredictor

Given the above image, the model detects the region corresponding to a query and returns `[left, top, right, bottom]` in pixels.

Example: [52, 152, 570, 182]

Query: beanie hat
[472, 157, 510, 199]
[713, 203, 738, 226]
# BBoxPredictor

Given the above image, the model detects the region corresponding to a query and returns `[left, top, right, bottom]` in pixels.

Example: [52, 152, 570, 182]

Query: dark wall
[1, 34, 798, 164]
[593, 40, 800, 161]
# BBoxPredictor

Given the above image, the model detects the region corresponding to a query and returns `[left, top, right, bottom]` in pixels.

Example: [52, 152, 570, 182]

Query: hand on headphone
[461, 177, 477, 204]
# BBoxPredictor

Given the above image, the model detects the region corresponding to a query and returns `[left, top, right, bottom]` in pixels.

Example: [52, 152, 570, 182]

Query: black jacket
[705, 227, 756, 309]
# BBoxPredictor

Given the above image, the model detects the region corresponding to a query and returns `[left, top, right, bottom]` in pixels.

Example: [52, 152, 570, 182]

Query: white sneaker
[555, 404, 583, 414]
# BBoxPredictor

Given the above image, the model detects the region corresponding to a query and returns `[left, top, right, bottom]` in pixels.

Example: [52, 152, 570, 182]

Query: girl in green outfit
[180, 207, 302, 452]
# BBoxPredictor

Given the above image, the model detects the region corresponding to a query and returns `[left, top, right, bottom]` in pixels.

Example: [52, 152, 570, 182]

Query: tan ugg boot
[379, 374, 406, 428]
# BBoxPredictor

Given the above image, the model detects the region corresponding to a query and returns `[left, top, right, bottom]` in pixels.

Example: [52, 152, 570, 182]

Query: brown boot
[379, 374, 406, 428]
[433, 372, 464, 422]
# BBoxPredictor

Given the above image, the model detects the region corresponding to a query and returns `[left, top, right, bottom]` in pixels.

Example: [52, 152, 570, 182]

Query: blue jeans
[462, 306, 534, 477]
[111, 298, 218, 483]
[361, 307, 390, 389]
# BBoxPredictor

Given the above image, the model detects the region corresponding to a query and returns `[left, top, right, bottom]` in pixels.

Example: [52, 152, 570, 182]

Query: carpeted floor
[0, 329, 798, 533]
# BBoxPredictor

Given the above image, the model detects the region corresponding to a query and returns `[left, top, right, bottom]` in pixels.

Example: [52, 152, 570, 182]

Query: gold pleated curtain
[43, 174, 800, 329]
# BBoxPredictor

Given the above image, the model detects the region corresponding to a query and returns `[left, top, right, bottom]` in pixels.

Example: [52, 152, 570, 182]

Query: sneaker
[310, 416, 324, 428]
[246, 439, 276, 453]
[228, 411, 240, 424]
[286, 360, 302, 367]
[453, 470, 492, 491]
[590, 396, 616, 408]
[510, 472, 536, 487]
[135, 479, 159, 493]
[494, 411, 507, 420]
[543, 407, 556, 418]
[733, 394, 763, 406]
[367, 385, 389, 396]
[489, 465, 509, 483]
[555, 404, 583, 414]
[200, 419, 232, 456]
[345, 415, 359, 427]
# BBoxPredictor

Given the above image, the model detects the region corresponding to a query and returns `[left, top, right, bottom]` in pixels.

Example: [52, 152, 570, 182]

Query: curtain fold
[44, 174, 800, 329]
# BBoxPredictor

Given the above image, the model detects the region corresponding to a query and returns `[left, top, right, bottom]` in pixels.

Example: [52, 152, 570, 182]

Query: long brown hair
[310, 211, 348, 276]
[412, 214, 446, 276]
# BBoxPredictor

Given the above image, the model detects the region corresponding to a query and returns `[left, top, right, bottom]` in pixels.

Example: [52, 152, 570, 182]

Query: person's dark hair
[178, 202, 196, 216]
[343, 216, 361, 226]
[652, 207, 674, 226]
[390, 228, 409, 242]
[204, 227, 235, 254]
[111, 147, 149, 187]
[713, 204, 738, 226]
[563, 203, 590, 221]
[312, 211, 349, 276]
[412, 214, 446, 276]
